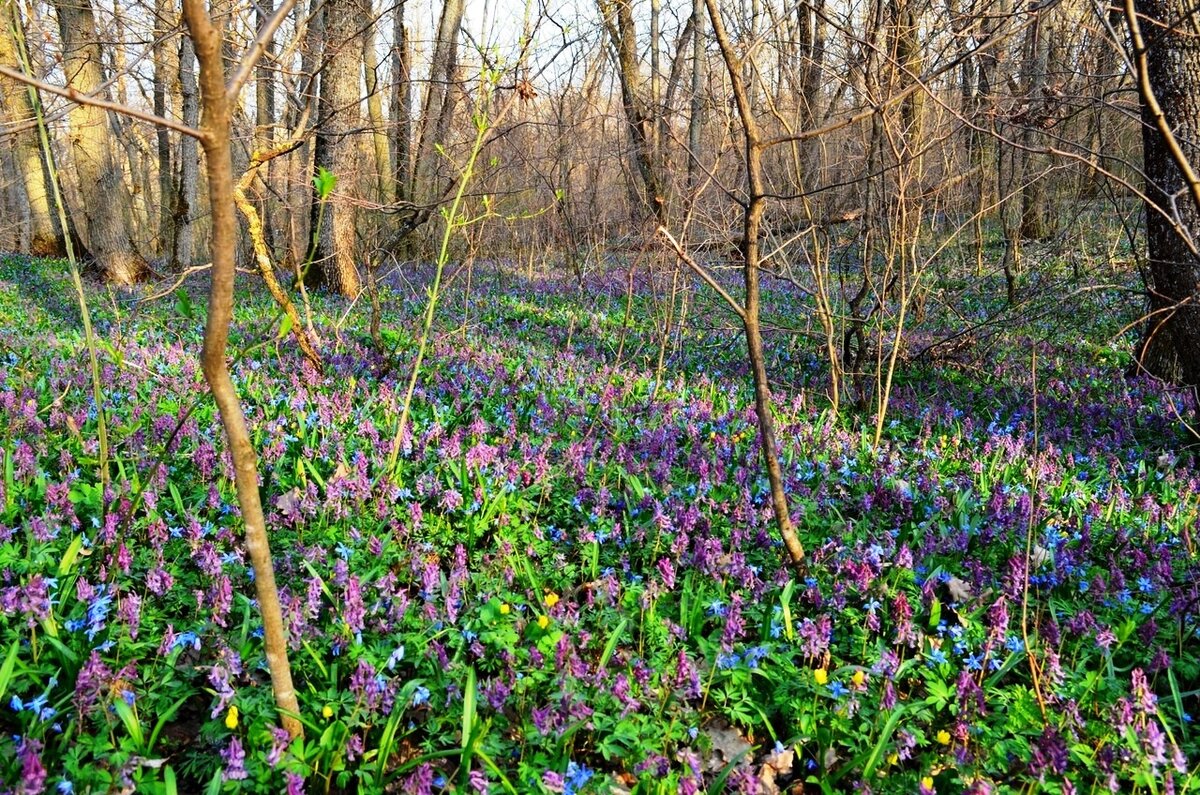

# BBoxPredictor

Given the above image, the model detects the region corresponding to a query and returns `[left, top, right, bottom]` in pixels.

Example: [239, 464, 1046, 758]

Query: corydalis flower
[221, 738, 247, 781]
[15, 737, 46, 795]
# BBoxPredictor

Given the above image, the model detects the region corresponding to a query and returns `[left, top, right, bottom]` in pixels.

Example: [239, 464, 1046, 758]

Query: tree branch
[226, 0, 299, 103]
[0, 64, 204, 139]
[656, 225, 746, 322]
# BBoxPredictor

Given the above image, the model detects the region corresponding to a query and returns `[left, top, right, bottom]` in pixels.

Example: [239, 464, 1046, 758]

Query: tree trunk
[687, 0, 704, 187]
[601, 0, 666, 222]
[0, 0, 63, 256]
[153, 0, 178, 260]
[705, 0, 806, 569]
[309, 0, 364, 296]
[1018, 6, 1051, 241]
[179, 0, 303, 740]
[254, 0, 277, 254]
[288, 0, 323, 267]
[389, 0, 412, 203]
[1130, 0, 1200, 387]
[413, 0, 464, 205]
[51, 0, 145, 282]
[362, 3, 392, 202]
[176, 33, 200, 266]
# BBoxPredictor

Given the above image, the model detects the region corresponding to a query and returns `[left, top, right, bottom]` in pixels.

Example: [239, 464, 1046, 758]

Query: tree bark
[687, 0, 704, 187]
[51, 0, 145, 282]
[179, 0, 303, 740]
[1129, 0, 1200, 387]
[413, 0, 464, 205]
[176, 33, 200, 266]
[600, 0, 666, 222]
[153, 0, 178, 260]
[254, 0, 277, 254]
[310, 0, 364, 296]
[389, 0, 412, 203]
[362, 3, 392, 202]
[705, 0, 806, 569]
[1018, 6, 1051, 241]
[0, 0, 63, 256]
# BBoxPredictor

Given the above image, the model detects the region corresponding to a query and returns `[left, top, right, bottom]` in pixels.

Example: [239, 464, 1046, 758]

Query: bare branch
[226, 0, 299, 103]
[655, 225, 746, 321]
[0, 64, 204, 139]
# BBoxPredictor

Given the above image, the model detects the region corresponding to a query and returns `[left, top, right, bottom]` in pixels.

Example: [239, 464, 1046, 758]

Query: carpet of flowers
[0, 255, 1198, 794]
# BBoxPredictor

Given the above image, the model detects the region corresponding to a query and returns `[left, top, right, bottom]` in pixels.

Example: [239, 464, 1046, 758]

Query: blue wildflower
[171, 632, 200, 652]
[563, 761, 593, 795]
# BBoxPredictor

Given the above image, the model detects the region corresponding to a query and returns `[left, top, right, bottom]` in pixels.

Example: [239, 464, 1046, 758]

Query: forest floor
[0, 251, 1197, 794]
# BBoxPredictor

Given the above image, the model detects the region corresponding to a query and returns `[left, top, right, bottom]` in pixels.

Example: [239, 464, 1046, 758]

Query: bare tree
[51, 0, 145, 283]
[412, 0, 465, 206]
[181, 0, 304, 739]
[153, 0, 179, 260]
[175, 32, 200, 266]
[1127, 0, 1200, 389]
[0, 0, 63, 256]
[310, 0, 365, 296]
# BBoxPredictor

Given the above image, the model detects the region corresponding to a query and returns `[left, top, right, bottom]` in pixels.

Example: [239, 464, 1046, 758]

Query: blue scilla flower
[171, 631, 200, 652]
[743, 646, 770, 668]
[564, 761, 593, 795]
[828, 681, 849, 698]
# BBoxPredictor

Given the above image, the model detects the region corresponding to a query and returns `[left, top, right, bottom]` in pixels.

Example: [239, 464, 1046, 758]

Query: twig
[225, 0, 299, 103]
[0, 64, 203, 139]
[655, 226, 746, 321]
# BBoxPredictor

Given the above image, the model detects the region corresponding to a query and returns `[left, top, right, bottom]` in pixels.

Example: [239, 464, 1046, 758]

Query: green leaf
[780, 579, 796, 642]
[462, 665, 477, 751]
[58, 534, 84, 576]
[862, 706, 906, 778]
[0, 640, 19, 704]
[112, 697, 145, 749]
[598, 618, 628, 672]
[313, 167, 337, 200]
[174, 289, 194, 320]
[277, 312, 295, 340]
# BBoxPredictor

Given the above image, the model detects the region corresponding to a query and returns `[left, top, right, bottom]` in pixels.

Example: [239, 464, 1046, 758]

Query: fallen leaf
[704, 721, 753, 772]
[757, 745, 794, 795]
[947, 576, 972, 603]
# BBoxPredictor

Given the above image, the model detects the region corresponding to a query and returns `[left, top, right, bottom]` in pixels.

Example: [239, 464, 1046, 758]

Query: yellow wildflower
[921, 776, 935, 791]
[224, 705, 238, 730]
[322, 705, 333, 719]
[499, 603, 511, 615]
[544, 593, 560, 608]
[936, 730, 951, 745]
[538, 615, 550, 629]
[813, 668, 828, 685]
[851, 670, 866, 687]
[887, 753, 899, 766]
